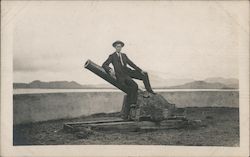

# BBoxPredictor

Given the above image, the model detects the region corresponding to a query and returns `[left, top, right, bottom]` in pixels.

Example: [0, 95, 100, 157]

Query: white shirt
[116, 52, 124, 66]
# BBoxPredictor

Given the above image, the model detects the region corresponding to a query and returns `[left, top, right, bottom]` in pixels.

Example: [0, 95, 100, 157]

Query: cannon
[84, 59, 128, 93]
[63, 60, 202, 136]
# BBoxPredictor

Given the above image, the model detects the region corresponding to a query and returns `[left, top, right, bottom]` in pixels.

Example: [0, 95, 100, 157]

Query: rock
[121, 90, 176, 122]
[75, 128, 93, 139]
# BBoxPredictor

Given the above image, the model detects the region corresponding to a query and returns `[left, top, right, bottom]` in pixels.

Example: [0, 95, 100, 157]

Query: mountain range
[166, 80, 237, 89]
[13, 77, 238, 89]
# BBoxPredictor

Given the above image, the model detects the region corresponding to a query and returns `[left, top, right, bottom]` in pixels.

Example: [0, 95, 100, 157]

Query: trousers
[118, 69, 153, 104]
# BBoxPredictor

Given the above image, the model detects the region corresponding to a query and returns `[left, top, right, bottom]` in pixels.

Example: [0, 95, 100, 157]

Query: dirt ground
[14, 107, 239, 146]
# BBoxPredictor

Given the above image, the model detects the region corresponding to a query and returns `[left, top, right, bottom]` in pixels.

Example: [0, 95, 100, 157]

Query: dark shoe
[127, 115, 133, 121]
[148, 90, 156, 95]
[129, 107, 136, 121]
[143, 92, 150, 98]
[121, 114, 129, 120]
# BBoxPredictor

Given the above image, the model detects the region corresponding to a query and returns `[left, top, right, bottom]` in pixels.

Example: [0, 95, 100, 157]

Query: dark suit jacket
[102, 52, 142, 80]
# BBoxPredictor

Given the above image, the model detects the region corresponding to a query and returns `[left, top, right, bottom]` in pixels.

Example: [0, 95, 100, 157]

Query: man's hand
[109, 69, 116, 78]
[140, 70, 147, 75]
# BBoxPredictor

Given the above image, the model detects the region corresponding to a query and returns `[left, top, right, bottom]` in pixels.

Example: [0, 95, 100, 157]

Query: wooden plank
[88, 121, 139, 132]
[166, 115, 187, 120]
[63, 118, 190, 133]
[65, 118, 126, 126]
[88, 121, 135, 126]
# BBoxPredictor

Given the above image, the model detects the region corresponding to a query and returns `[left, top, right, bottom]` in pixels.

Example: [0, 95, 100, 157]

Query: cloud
[13, 54, 82, 72]
[12, 1, 242, 84]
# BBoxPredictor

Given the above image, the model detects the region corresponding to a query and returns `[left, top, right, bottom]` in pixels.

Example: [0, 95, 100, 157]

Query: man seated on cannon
[102, 40, 156, 117]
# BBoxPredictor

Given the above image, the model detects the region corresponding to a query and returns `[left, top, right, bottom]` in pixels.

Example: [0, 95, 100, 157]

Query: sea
[13, 88, 238, 95]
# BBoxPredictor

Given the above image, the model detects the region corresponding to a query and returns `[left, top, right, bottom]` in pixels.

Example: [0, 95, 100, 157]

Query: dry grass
[14, 107, 239, 146]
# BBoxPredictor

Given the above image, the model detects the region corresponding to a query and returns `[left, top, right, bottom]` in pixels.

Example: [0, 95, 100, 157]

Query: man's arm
[102, 55, 112, 74]
[125, 54, 142, 72]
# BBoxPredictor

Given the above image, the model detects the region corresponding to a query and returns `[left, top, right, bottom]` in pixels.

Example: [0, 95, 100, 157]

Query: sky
[4, 1, 247, 85]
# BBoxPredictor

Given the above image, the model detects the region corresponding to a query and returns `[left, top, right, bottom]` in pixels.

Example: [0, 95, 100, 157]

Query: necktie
[118, 53, 124, 66]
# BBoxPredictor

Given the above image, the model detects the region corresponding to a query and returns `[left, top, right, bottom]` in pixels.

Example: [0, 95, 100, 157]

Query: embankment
[13, 91, 238, 125]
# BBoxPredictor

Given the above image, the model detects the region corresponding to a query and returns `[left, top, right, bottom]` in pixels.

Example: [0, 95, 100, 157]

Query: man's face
[115, 44, 122, 52]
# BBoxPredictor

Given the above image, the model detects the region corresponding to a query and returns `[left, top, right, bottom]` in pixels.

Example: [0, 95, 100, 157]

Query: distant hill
[204, 77, 238, 85]
[13, 80, 113, 89]
[13, 80, 84, 89]
[167, 80, 238, 89]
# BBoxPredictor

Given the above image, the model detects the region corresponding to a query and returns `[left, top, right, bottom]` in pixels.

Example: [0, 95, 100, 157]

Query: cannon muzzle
[84, 60, 128, 93]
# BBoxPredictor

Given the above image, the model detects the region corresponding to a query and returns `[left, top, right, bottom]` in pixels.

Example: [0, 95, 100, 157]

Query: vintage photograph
[1, 0, 249, 156]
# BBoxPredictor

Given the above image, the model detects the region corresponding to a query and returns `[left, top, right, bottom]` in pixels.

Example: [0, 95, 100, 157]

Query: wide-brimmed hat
[112, 40, 125, 47]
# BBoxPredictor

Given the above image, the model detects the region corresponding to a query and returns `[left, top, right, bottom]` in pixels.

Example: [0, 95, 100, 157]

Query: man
[102, 40, 156, 115]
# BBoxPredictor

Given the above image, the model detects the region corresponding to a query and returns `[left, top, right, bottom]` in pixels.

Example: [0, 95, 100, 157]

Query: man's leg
[124, 77, 138, 105]
[118, 76, 138, 119]
[120, 95, 130, 120]
[128, 69, 155, 93]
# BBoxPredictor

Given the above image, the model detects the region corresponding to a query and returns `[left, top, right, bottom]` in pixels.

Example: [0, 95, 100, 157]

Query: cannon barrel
[84, 60, 128, 93]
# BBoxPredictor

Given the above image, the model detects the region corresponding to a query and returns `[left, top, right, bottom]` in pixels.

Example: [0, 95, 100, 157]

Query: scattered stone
[206, 116, 214, 119]
[75, 128, 93, 139]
